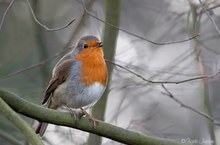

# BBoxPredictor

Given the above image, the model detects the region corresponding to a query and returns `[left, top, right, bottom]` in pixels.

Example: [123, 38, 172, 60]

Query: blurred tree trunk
[188, 4, 216, 145]
[87, 0, 120, 145]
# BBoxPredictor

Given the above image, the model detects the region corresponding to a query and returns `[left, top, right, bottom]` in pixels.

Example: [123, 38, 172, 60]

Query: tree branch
[105, 59, 220, 84]
[0, 47, 72, 80]
[199, 0, 220, 37]
[161, 84, 220, 126]
[201, 4, 220, 14]
[26, 0, 75, 31]
[0, 89, 181, 145]
[0, 98, 44, 145]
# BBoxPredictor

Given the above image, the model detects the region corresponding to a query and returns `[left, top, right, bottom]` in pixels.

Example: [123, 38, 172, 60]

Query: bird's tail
[35, 98, 54, 137]
[35, 122, 48, 137]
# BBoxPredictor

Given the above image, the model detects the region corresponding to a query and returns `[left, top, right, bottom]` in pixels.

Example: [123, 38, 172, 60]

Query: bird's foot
[67, 106, 80, 121]
[80, 108, 97, 127]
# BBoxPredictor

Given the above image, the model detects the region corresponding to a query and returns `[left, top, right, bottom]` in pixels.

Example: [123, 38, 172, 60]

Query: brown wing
[42, 53, 74, 105]
[53, 52, 72, 71]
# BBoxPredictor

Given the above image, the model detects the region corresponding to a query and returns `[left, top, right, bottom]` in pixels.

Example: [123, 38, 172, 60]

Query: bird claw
[80, 108, 97, 127]
[67, 106, 79, 121]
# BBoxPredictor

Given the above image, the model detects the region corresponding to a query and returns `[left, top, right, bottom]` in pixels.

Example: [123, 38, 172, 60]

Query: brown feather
[42, 53, 74, 105]
[37, 53, 74, 136]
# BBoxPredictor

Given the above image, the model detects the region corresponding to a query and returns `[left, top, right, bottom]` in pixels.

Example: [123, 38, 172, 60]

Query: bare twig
[202, 4, 220, 14]
[26, 0, 75, 31]
[0, 0, 14, 32]
[0, 55, 219, 83]
[0, 47, 72, 80]
[199, 0, 220, 37]
[80, 0, 199, 45]
[105, 59, 220, 84]
[161, 84, 220, 126]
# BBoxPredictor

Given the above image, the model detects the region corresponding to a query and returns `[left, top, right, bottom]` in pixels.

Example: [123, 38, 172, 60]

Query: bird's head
[73, 36, 103, 59]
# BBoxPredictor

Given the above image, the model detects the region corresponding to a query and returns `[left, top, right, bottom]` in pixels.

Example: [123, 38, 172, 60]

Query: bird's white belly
[66, 82, 106, 109]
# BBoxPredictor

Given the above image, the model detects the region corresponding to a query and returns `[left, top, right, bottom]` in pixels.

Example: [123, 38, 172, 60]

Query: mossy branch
[0, 89, 181, 145]
[0, 97, 44, 145]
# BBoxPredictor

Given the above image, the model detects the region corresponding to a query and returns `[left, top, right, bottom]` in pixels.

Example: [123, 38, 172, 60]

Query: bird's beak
[99, 42, 103, 47]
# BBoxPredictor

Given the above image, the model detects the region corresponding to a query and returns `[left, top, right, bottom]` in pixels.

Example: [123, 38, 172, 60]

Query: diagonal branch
[201, 4, 220, 14]
[0, 98, 44, 145]
[0, 89, 181, 145]
[199, 0, 220, 37]
[0, 47, 72, 80]
[161, 84, 220, 126]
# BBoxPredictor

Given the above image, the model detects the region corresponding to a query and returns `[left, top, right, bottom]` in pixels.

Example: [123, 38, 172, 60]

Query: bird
[35, 35, 108, 137]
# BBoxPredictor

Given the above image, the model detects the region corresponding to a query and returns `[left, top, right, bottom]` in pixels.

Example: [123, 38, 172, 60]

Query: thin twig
[201, 4, 220, 14]
[26, 0, 76, 31]
[0, 0, 14, 32]
[0, 47, 72, 80]
[199, 0, 220, 37]
[161, 84, 220, 126]
[105, 59, 220, 84]
[80, 0, 199, 45]
[0, 55, 219, 83]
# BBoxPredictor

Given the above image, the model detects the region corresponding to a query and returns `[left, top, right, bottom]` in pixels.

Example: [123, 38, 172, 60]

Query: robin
[36, 35, 108, 136]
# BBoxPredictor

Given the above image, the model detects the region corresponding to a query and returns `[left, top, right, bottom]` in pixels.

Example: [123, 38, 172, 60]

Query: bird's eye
[83, 44, 88, 49]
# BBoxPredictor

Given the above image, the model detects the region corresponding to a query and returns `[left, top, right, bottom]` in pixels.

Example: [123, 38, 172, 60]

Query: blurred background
[1, 0, 220, 145]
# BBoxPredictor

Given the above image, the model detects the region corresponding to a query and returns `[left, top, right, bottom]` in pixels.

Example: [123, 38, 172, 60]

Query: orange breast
[75, 48, 108, 86]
